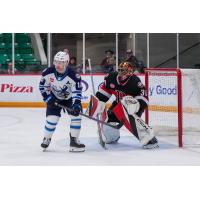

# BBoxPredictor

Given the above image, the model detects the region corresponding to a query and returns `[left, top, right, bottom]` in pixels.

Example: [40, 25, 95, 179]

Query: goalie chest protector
[102, 72, 146, 102]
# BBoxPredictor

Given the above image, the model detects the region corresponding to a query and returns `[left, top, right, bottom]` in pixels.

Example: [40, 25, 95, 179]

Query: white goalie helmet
[53, 51, 69, 73]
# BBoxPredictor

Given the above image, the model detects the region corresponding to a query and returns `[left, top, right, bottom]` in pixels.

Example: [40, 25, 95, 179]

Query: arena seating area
[0, 33, 41, 73]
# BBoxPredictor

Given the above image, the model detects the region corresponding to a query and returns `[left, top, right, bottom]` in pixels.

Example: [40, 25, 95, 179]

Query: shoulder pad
[42, 66, 55, 76]
[67, 67, 81, 81]
[131, 75, 144, 87]
[104, 71, 117, 80]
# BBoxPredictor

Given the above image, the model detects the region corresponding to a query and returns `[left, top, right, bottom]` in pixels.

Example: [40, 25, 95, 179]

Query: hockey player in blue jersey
[39, 51, 85, 152]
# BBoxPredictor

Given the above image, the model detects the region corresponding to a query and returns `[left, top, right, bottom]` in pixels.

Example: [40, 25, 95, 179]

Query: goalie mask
[53, 51, 69, 74]
[118, 62, 134, 76]
[117, 62, 135, 83]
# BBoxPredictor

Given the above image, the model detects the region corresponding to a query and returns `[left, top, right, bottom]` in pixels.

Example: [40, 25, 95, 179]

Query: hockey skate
[143, 137, 159, 149]
[41, 137, 51, 151]
[69, 133, 85, 152]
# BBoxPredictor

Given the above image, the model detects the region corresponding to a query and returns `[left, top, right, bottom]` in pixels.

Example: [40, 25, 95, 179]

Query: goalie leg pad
[97, 107, 120, 144]
[102, 123, 120, 144]
[112, 102, 156, 145]
[112, 102, 139, 138]
[86, 95, 106, 118]
[134, 117, 155, 145]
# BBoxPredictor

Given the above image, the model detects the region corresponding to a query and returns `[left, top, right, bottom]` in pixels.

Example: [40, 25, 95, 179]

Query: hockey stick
[87, 58, 107, 149]
[55, 102, 122, 129]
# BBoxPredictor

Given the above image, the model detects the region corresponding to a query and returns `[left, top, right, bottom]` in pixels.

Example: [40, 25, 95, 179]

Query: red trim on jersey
[100, 84, 113, 96]
[116, 75, 132, 86]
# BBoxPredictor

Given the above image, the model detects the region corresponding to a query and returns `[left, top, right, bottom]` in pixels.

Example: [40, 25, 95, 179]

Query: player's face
[118, 67, 128, 77]
[55, 61, 67, 74]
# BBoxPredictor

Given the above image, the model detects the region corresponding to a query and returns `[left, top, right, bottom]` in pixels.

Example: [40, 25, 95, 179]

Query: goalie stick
[87, 58, 107, 149]
[55, 102, 123, 129]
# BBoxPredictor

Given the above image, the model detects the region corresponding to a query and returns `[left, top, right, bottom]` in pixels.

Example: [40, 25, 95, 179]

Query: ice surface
[0, 108, 200, 166]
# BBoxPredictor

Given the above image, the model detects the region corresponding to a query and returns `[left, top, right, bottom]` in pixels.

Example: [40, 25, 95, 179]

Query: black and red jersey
[96, 72, 148, 111]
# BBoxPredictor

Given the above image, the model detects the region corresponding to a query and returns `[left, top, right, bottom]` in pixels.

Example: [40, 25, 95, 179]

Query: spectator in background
[125, 49, 145, 73]
[100, 49, 115, 73]
[126, 49, 139, 67]
[69, 57, 77, 68]
[7, 62, 18, 74]
[76, 59, 89, 74]
[106, 56, 116, 73]
[68, 56, 78, 72]
[63, 49, 78, 72]
[63, 49, 70, 60]
[63, 48, 70, 55]
[8, 62, 13, 74]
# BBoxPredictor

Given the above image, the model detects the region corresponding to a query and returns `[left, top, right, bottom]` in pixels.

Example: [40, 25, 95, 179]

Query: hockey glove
[71, 103, 82, 116]
[44, 94, 57, 107]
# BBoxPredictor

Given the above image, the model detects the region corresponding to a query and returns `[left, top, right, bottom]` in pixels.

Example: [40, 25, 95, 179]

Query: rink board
[0, 71, 199, 115]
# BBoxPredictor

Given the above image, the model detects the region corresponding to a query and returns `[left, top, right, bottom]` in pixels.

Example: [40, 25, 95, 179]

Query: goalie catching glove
[121, 96, 140, 115]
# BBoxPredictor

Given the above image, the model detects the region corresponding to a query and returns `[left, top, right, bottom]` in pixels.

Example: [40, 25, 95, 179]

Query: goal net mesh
[146, 69, 200, 146]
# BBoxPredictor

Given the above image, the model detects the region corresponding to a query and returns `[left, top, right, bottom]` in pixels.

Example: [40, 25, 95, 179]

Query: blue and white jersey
[39, 66, 82, 103]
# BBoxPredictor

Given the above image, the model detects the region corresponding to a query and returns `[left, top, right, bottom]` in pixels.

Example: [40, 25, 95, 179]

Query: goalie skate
[143, 137, 159, 149]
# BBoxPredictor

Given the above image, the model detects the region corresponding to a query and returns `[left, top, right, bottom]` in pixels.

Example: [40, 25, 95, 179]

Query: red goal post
[145, 68, 183, 147]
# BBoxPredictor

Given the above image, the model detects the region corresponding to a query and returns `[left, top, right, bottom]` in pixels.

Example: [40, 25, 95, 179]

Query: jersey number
[116, 90, 126, 102]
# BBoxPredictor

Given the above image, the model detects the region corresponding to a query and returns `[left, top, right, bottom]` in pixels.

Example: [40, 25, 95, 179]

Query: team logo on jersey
[97, 82, 104, 90]
[81, 80, 89, 92]
[110, 83, 115, 88]
[50, 77, 54, 82]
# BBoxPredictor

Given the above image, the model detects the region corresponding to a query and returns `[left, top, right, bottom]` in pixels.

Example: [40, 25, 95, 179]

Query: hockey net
[145, 68, 200, 147]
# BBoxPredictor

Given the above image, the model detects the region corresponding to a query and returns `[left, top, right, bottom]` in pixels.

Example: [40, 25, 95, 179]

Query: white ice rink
[0, 108, 200, 166]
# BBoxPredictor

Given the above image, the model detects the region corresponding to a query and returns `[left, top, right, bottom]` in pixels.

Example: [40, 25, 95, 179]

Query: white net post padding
[182, 69, 200, 146]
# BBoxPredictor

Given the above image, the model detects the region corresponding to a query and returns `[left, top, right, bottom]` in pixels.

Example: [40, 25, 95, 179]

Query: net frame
[145, 68, 183, 147]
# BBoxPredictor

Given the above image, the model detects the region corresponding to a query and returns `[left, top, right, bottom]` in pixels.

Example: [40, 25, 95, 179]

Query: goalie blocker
[87, 95, 158, 149]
